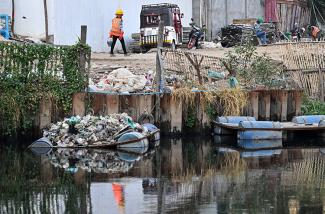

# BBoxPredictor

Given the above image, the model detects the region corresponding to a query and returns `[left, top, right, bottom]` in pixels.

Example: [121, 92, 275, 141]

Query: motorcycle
[188, 23, 206, 49]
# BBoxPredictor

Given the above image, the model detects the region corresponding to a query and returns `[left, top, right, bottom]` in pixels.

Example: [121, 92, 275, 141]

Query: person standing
[254, 19, 267, 45]
[109, 9, 128, 56]
[310, 25, 321, 41]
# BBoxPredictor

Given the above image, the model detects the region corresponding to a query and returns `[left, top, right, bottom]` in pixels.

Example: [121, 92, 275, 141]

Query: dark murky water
[1, 138, 325, 214]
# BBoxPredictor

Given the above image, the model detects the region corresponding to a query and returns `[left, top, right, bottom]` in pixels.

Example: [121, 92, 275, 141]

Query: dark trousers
[110, 36, 127, 54]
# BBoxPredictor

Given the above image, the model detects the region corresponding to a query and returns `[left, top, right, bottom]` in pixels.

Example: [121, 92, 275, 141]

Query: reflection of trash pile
[49, 149, 134, 173]
[88, 68, 154, 93]
[44, 113, 146, 147]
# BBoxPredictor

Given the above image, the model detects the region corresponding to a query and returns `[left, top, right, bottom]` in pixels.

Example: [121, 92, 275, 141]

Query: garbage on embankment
[88, 68, 154, 93]
[43, 113, 150, 147]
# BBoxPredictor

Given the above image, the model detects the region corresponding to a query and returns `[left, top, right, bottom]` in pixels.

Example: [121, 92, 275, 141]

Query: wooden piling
[281, 91, 288, 121]
[170, 98, 182, 133]
[319, 68, 324, 102]
[106, 95, 119, 114]
[250, 91, 259, 119]
[72, 93, 85, 116]
[39, 98, 52, 129]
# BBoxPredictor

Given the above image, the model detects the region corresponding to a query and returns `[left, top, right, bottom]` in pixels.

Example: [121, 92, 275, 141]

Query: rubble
[201, 42, 222, 49]
[43, 113, 147, 147]
[88, 68, 153, 93]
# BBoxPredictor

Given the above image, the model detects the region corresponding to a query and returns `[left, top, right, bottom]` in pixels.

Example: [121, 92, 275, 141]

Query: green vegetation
[222, 43, 284, 88]
[302, 98, 325, 115]
[0, 41, 90, 136]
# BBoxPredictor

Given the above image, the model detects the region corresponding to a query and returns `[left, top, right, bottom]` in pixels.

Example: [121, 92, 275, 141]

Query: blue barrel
[238, 121, 282, 140]
[292, 115, 325, 124]
[143, 123, 160, 142]
[29, 137, 53, 155]
[117, 132, 149, 148]
[216, 116, 256, 124]
[238, 139, 283, 149]
[240, 149, 282, 158]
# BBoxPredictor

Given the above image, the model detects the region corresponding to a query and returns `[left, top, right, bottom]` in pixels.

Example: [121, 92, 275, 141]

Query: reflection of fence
[282, 42, 325, 100]
[161, 49, 224, 84]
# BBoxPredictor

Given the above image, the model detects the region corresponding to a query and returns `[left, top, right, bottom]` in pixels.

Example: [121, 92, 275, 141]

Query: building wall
[193, 0, 265, 40]
[0, 1, 12, 15]
[14, 0, 46, 38]
[52, 0, 192, 52]
[10, 0, 191, 52]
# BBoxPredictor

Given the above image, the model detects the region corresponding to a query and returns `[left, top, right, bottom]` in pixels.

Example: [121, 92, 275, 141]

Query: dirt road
[90, 45, 285, 78]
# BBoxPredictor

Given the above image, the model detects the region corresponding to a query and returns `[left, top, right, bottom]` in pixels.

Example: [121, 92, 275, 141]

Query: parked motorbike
[188, 22, 205, 49]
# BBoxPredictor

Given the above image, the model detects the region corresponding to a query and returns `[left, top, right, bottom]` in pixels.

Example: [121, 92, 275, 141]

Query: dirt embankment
[90, 45, 284, 78]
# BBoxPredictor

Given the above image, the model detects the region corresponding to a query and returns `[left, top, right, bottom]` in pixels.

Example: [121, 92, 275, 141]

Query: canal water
[0, 138, 325, 214]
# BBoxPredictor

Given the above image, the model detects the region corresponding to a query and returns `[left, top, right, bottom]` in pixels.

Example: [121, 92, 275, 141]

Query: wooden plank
[138, 95, 153, 115]
[294, 91, 302, 116]
[265, 92, 271, 120]
[106, 95, 119, 114]
[72, 93, 85, 116]
[280, 91, 288, 121]
[39, 98, 52, 129]
[319, 68, 324, 102]
[160, 95, 171, 132]
[92, 94, 106, 115]
[79, 25, 87, 75]
[170, 97, 182, 133]
[270, 91, 282, 121]
[250, 91, 259, 119]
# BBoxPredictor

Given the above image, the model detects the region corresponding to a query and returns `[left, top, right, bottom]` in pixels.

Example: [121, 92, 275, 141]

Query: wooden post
[250, 91, 259, 119]
[43, 0, 49, 43]
[72, 93, 86, 116]
[39, 98, 52, 129]
[11, 0, 15, 34]
[170, 98, 182, 133]
[156, 20, 164, 91]
[106, 95, 119, 114]
[79, 25, 87, 75]
[281, 91, 288, 121]
[155, 21, 164, 124]
[294, 91, 302, 116]
[319, 68, 324, 102]
[264, 93, 271, 120]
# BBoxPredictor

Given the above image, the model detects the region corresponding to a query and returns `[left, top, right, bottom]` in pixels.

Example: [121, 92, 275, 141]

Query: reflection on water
[1, 139, 325, 213]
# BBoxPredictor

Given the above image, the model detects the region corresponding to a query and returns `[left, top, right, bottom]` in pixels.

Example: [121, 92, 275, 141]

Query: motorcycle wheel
[188, 38, 196, 49]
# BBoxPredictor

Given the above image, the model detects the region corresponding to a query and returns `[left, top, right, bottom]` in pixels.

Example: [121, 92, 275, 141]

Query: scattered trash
[201, 42, 220, 49]
[229, 77, 239, 88]
[89, 68, 151, 93]
[25, 37, 43, 44]
[208, 71, 226, 79]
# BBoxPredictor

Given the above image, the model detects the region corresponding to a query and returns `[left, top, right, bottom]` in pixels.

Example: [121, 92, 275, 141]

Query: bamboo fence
[161, 48, 224, 85]
[282, 42, 325, 100]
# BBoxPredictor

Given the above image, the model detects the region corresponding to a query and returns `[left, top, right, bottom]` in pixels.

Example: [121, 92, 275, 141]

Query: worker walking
[109, 9, 128, 56]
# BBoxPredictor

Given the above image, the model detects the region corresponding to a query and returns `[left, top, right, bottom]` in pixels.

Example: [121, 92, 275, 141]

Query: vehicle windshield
[140, 10, 173, 28]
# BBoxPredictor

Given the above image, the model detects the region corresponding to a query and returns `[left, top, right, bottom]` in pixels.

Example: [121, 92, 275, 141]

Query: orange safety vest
[110, 18, 123, 37]
[312, 26, 320, 38]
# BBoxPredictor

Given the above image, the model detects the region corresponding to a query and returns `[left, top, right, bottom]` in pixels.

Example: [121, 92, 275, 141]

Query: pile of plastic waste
[43, 113, 145, 147]
[88, 68, 154, 93]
